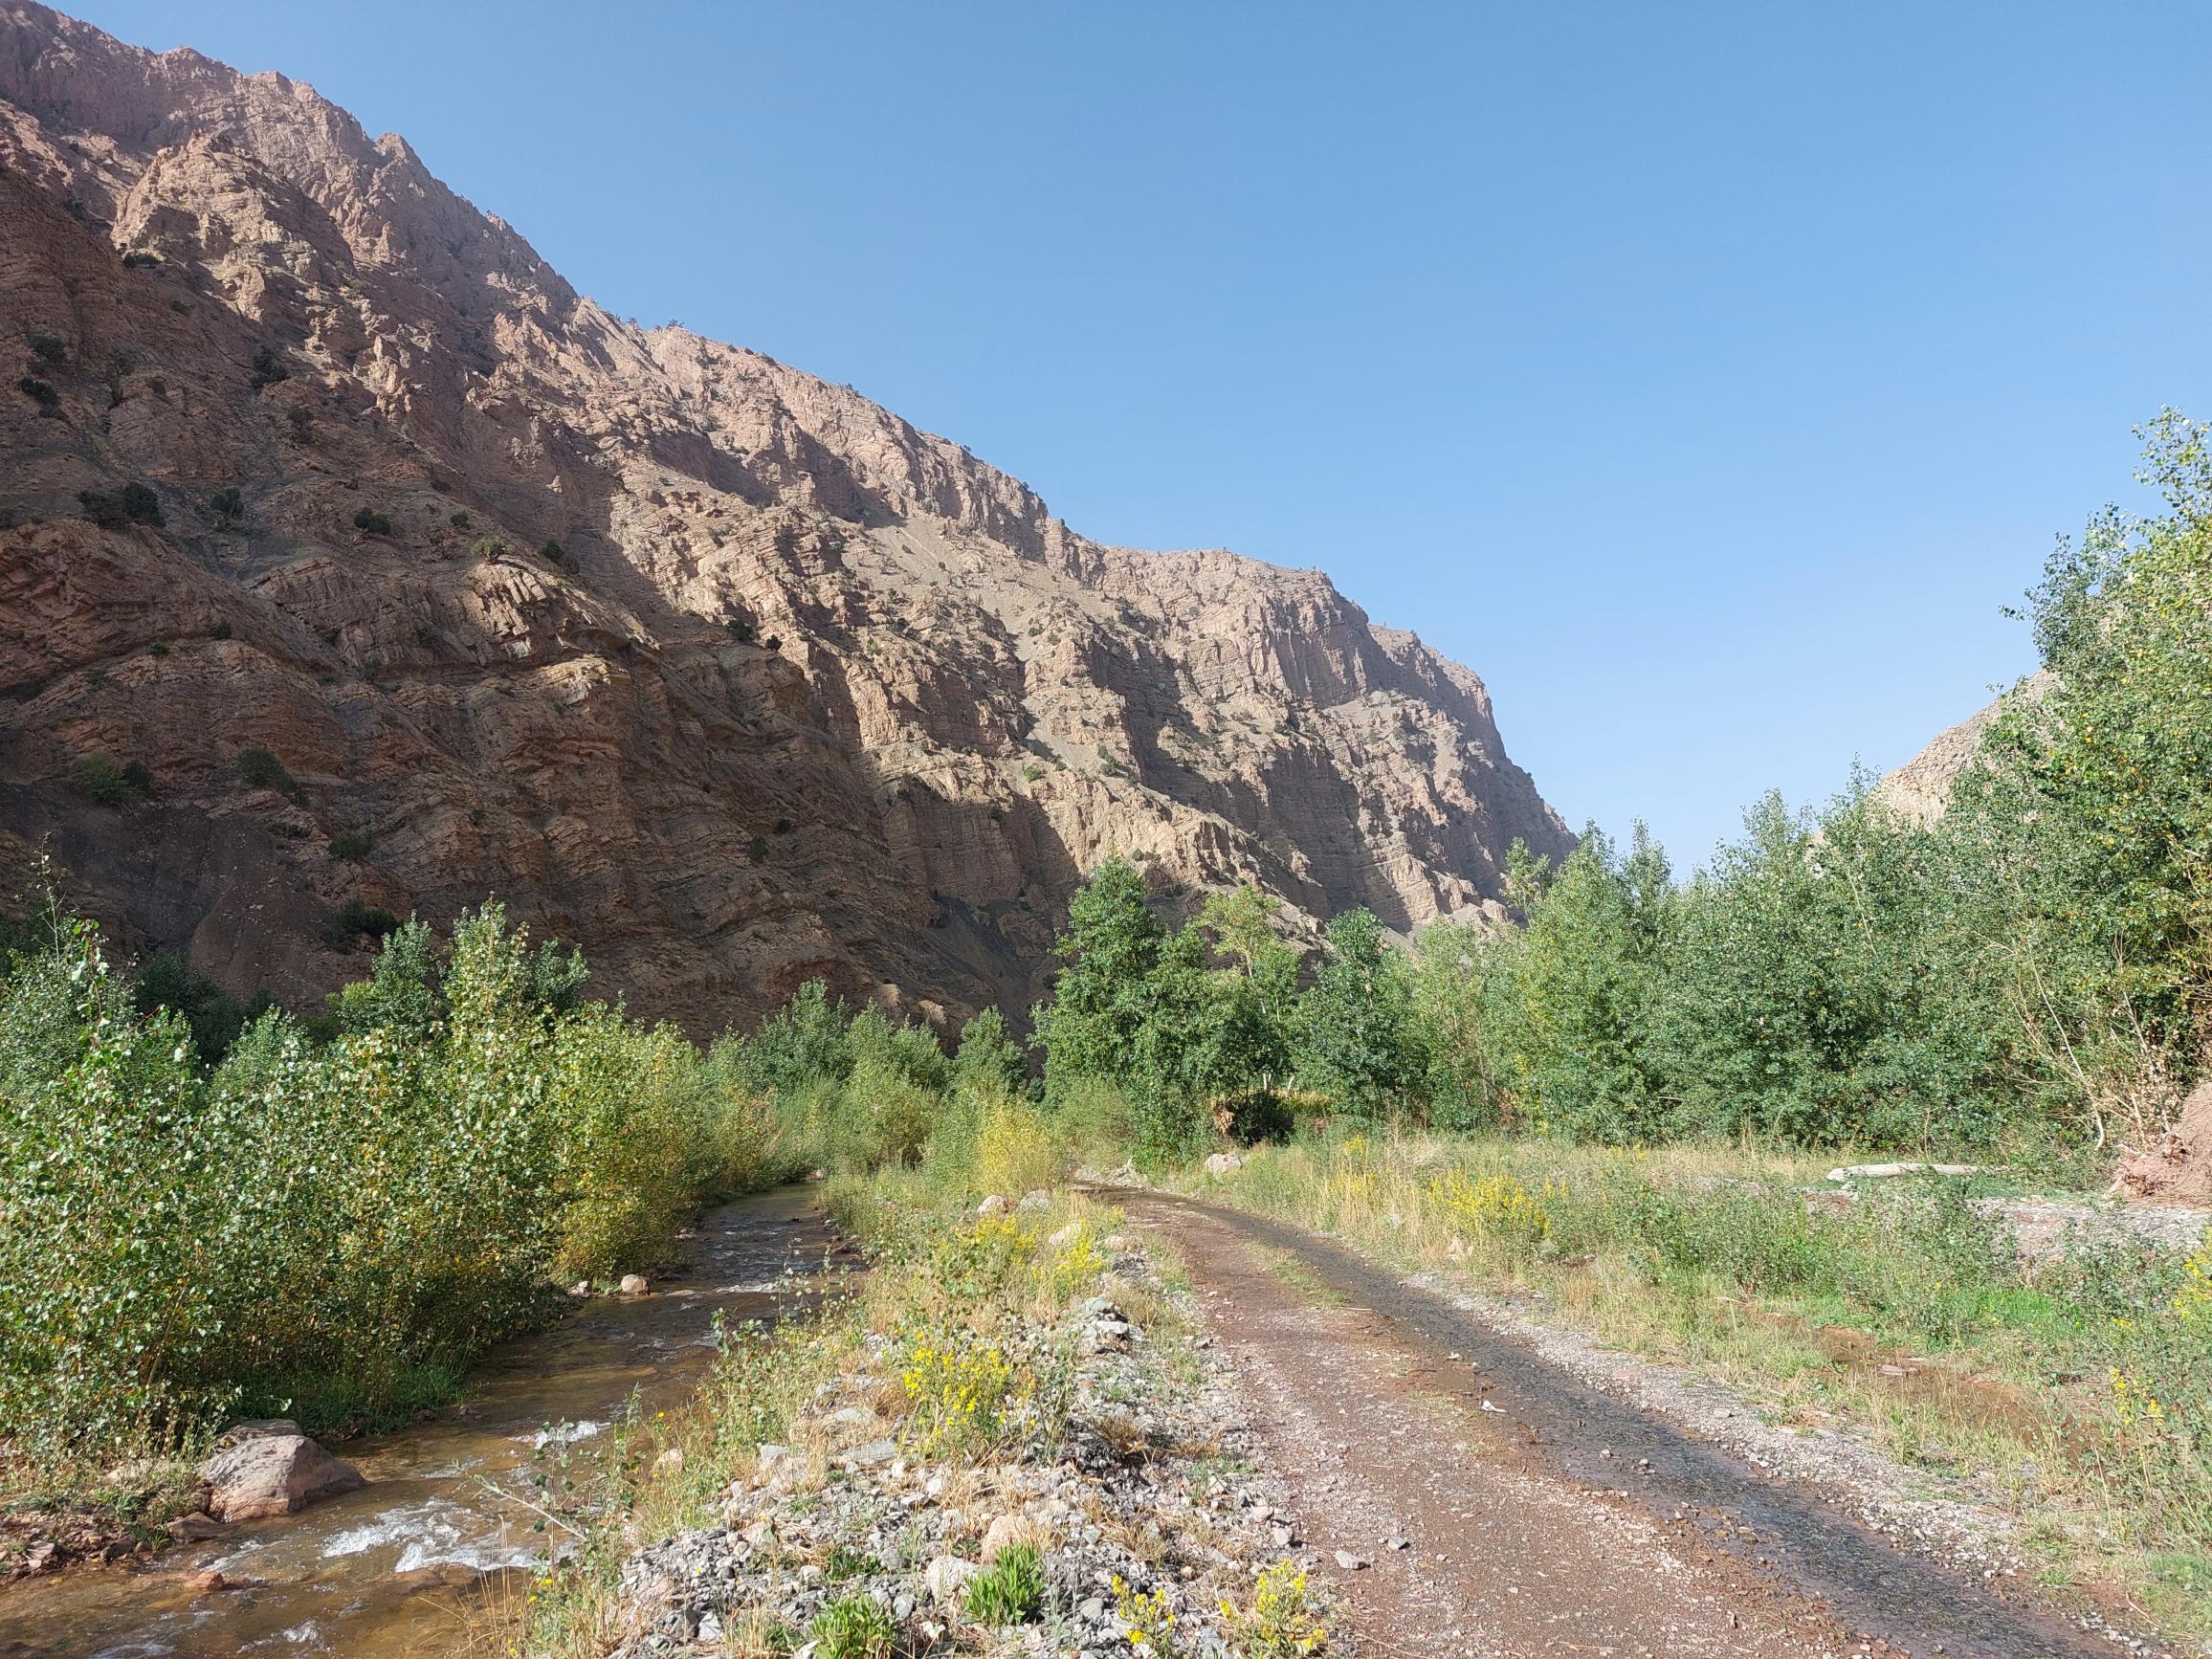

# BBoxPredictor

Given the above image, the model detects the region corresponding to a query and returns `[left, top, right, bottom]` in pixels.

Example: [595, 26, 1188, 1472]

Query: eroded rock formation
[0, 2, 1569, 1029]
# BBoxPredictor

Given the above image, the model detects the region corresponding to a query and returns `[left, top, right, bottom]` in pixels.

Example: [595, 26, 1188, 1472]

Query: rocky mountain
[1872, 670, 2055, 827]
[0, 2, 1571, 1031]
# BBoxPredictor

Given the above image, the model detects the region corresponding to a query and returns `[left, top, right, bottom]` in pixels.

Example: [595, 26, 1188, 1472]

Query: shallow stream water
[2, 1184, 842, 1658]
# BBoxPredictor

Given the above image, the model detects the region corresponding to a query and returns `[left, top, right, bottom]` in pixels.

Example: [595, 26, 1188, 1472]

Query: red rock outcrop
[0, 3, 1570, 1030]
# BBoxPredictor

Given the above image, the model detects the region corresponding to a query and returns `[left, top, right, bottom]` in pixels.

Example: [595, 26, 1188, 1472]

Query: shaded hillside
[0, 1, 1569, 1029]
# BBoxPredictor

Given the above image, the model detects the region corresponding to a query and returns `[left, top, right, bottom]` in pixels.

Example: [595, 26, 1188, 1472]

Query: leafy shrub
[77, 482, 163, 528]
[234, 745, 300, 798]
[976, 1092, 1059, 1197]
[27, 332, 64, 365]
[208, 487, 242, 521]
[964, 1540, 1045, 1624]
[542, 539, 579, 573]
[68, 750, 151, 807]
[328, 829, 373, 861]
[352, 508, 392, 535]
[745, 832, 767, 864]
[899, 1335, 1017, 1457]
[1219, 1559, 1330, 1657]
[449, 511, 470, 528]
[470, 536, 506, 558]
[15, 376, 56, 410]
[134, 949, 264, 1066]
[1427, 1167, 1554, 1250]
[321, 898, 399, 951]
[249, 344, 289, 388]
[210, 618, 232, 640]
[807, 1595, 896, 1659]
[0, 901, 784, 1472]
[284, 405, 314, 438]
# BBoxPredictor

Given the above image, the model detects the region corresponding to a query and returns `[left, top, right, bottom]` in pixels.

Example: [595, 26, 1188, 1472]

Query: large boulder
[198, 1425, 365, 1521]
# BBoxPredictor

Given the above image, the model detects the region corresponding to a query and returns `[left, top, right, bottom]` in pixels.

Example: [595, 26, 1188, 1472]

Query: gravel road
[1121, 1190, 2133, 1659]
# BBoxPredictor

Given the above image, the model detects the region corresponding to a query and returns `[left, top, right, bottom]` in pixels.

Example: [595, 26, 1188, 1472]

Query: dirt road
[1120, 1190, 2119, 1659]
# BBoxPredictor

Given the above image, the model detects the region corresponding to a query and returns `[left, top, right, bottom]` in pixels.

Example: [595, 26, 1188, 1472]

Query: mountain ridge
[0, 0, 1571, 1030]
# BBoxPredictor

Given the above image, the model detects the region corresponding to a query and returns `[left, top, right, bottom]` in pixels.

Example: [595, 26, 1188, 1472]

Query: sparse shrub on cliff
[27, 332, 65, 365]
[328, 829, 373, 861]
[248, 343, 289, 388]
[67, 750, 151, 807]
[77, 481, 164, 528]
[208, 486, 242, 520]
[234, 744, 301, 799]
[16, 375, 57, 411]
[352, 507, 393, 535]
[321, 898, 399, 951]
[284, 404, 314, 438]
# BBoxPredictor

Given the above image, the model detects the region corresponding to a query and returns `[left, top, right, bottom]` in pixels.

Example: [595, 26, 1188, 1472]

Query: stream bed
[2, 1184, 843, 1658]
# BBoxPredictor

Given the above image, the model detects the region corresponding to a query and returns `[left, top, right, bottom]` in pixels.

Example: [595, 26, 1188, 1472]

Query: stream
[1, 1184, 844, 1658]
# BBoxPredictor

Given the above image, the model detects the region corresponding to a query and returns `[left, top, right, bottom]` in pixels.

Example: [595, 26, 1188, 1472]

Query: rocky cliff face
[0, 2, 1571, 1030]
[1872, 671, 2055, 827]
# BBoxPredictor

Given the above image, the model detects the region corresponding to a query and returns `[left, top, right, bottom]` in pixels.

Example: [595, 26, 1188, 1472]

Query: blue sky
[67, 2, 2212, 866]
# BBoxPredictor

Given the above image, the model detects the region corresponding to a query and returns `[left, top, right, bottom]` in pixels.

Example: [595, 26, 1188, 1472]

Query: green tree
[1031, 856, 1163, 1100]
[1295, 907, 1423, 1116]
[952, 1006, 1028, 1098]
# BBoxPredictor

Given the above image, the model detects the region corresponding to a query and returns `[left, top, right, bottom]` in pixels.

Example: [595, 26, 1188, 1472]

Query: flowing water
[2, 1185, 845, 1659]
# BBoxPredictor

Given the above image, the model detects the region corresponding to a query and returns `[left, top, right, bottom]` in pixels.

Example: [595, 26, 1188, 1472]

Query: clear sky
[62, 2, 2212, 867]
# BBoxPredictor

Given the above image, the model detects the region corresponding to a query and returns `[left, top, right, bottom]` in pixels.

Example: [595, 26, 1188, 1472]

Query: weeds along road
[1117, 1190, 2116, 1659]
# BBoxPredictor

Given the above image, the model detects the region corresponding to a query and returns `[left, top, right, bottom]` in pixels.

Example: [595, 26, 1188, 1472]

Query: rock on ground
[198, 1427, 365, 1522]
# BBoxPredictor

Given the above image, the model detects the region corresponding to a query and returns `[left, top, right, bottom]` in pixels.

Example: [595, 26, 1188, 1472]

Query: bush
[249, 344, 289, 389]
[328, 829, 373, 861]
[27, 332, 64, 365]
[899, 1333, 1018, 1457]
[77, 482, 163, 528]
[0, 901, 785, 1471]
[234, 745, 300, 798]
[68, 750, 150, 807]
[807, 1595, 896, 1659]
[352, 508, 392, 536]
[16, 376, 56, 410]
[964, 1541, 1046, 1624]
[975, 1092, 1059, 1197]
[207, 487, 242, 521]
[1219, 1559, 1331, 1657]
[321, 898, 399, 952]
[134, 949, 264, 1066]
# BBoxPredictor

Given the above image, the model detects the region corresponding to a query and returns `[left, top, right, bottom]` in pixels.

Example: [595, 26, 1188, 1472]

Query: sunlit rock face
[0, 2, 1570, 1030]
